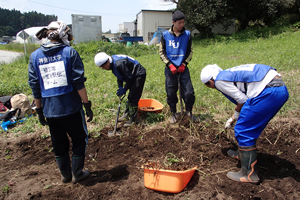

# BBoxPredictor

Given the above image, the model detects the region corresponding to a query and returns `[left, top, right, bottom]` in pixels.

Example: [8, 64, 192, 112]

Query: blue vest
[163, 30, 190, 66]
[216, 64, 274, 83]
[32, 47, 73, 97]
[111, 55, 139, 82]
[215, 64, 275, 104]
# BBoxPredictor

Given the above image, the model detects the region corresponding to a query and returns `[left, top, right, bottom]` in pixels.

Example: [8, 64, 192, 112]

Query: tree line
[164, 0, 300, 34]
[0, 7, 57, 37]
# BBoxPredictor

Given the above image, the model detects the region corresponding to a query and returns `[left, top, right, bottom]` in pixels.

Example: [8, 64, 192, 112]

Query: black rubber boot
[72, 156, 90, 183]
[118, 106, 129, 122]
[227, 149, 239, 160]
[118, 112, 128, 122]
[56, 155, 72, 183]
[124, 106, 137, 127]
[227, 145, 259, 184]
[169, 112, 177, 124]
[185, 111, 200, 123]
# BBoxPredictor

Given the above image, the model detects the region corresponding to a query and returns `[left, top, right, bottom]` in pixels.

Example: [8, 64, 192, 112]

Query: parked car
[118, 32, 130, 43]
[119, 32, 130, 40]
[2, 36, 11, 44]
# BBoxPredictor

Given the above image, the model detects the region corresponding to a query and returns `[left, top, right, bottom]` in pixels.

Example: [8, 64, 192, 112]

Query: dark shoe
[227, 149, 239, 160]
[72, 156, 90, 183]
[169, 113, 177, 124]
[185, 111, 200, 123]
[56, 155, 72, 183]
[227, 145, 259, 184]
[123, 106, 137, 127]
[118, 112, 128, 122]
[123, 118, 135, 127]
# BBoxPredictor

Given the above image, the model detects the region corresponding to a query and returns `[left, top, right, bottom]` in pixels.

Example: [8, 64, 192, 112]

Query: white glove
[233, 110, 240, 120]
[225, 117, 235, 129]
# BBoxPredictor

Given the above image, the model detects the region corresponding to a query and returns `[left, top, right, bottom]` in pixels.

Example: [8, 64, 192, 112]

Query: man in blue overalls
[200, 64, 289, 183]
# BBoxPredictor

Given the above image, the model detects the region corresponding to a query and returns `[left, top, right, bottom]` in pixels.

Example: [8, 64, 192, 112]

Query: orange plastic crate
[143, 166, 197, 193]
[138, 99, 164, 113]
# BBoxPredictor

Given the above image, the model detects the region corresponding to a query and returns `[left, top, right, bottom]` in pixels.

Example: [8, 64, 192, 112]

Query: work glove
[35, 107, 48, 126]
[116, 87, 127, 97]
[178, 63, 186, 73]
[225, 117, 235, 129]
[233, 110, 240, 120]
[83, 101, 93, 122]
[169, 64, 177, 75]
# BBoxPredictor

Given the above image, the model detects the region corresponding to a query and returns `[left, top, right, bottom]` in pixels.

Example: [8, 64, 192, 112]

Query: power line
[27, 0, 135, 16]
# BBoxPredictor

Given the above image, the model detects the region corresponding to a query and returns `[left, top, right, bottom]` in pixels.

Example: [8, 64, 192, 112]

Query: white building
[72, 14, 102, 44]
[136, 10, 172, 43]
[118, 22, 135, 36]
[135, 10, 235, 44]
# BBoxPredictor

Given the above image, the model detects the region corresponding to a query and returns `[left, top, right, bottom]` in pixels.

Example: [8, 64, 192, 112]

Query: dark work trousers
[127, 74, 146, 108]
[47, 109, 88, 159]
[165, 66, 195, 113]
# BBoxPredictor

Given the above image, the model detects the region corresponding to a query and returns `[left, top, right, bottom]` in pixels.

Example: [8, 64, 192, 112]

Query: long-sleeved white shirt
[215, 69, 280, 104]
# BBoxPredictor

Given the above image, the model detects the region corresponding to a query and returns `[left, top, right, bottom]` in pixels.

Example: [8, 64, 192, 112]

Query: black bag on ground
[0, 108, 21, 122]
[0, 96, 13, 109]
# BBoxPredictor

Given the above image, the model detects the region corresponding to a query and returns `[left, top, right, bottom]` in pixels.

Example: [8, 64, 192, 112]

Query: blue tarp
[149, 28, 167, 45]
[0, 114, 32, 131]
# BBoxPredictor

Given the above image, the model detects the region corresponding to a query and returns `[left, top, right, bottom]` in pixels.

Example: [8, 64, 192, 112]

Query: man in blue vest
[159, 10, 198, 124]
[94, 52, 146, 127]
[200, 64, 289, 183]
[29, 21, 93, 183]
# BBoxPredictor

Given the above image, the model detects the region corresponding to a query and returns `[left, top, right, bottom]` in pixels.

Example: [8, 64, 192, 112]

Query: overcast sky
[1, 0, 177, 32]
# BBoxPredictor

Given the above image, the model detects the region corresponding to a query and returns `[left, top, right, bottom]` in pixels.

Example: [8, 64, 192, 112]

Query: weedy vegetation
[0, 19, 299, 137]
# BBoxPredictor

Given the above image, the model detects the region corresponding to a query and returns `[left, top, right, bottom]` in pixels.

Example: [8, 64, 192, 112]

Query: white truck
[71, 14, 102, 44]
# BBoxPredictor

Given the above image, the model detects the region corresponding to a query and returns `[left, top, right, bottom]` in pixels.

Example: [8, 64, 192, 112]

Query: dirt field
[0, 114, 300, 200]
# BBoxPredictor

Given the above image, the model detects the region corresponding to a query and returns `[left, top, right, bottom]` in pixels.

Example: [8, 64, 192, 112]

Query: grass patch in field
[0, 23, 299, 135]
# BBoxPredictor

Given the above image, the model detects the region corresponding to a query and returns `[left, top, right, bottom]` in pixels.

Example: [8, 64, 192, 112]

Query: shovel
[108, 95, 125, 137]
[177, 74, 184, 116]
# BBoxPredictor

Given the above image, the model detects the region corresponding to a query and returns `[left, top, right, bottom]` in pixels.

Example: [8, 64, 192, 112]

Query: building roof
[137, 9, 172, 15]
[16, 26, 46, 37]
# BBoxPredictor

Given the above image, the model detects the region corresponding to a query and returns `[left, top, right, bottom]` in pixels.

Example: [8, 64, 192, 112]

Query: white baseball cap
[94, 52, 112, 67]
[200, 64, 223, 84]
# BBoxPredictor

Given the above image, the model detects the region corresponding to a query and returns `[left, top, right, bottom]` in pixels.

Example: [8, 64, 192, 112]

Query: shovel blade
[108, 131, 122, 138]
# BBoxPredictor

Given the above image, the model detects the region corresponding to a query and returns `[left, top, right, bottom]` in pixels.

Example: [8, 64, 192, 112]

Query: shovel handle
[111, 95, 125, 135]
[177, 74, 184, 115]
[119, 94, 125, 102]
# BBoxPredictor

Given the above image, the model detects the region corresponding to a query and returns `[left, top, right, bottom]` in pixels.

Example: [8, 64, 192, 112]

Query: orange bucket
[138, 99, 164, 113]
[143, 166, 197, 193]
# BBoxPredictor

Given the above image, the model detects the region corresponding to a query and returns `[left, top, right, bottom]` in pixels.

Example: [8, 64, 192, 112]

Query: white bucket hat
[200, 64, 223, 84]
[94, 52, 112, 67]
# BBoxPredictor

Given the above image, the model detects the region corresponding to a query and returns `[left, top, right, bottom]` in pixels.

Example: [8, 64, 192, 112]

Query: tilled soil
[0, 116, 300, 200]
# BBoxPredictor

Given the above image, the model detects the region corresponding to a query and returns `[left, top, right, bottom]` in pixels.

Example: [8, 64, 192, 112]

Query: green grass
[0, 22, 299, 135]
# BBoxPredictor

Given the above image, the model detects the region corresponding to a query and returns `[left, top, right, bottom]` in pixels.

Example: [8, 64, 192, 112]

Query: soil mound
[0, 118, 300, 199]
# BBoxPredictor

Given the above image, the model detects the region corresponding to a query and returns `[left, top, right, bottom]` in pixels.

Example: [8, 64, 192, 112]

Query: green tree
[162, 0, 235, 34]
[162, 0, 299, 33]
[229, 0, 296, 30]
[0, 7, 57, 37]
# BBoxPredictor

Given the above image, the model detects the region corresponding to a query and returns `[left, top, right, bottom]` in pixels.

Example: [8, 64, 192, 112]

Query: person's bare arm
[77, 87, 89, 103]
[35, 98, 42, 108]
